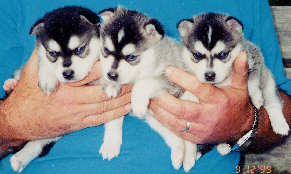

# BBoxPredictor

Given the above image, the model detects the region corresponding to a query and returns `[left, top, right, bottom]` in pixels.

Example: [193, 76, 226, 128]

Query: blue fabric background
[0, 0, 290, 173]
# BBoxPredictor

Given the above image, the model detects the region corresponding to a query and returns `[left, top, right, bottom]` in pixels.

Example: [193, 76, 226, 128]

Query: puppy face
[31, 6, 101, 82]
[178, 13, 243, 84]
[98, 7, 164, 84]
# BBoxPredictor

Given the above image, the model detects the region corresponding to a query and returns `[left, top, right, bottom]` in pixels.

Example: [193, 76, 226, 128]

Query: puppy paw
[183, 143, 197, 172]
[38, 79, 58, 95]
[183, 154, 195, 172]
[216, 143, 232, 156]
[3, 79, 18, 92]
[104, 85, 120, 98]
[252, 98, 264, 109]
[10, 154, 27, 173]
[171, 148, 184, 170]
[131, 97, 149, 118]
[132, 104, 148, 118]
[250, 92, 264, 109]
[99, 141, 121, 160]
[196, 152, 202, 160]
[271, 119, 290, 136]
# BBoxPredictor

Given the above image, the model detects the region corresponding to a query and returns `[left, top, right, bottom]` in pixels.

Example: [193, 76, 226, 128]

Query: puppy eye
[104, 47, 110, 55]
[192, 52, 205, 60]
[125, 55, 137, 62]
[48, 51, 59, 62]
[217, 51, 230, 60]
[74, 44, 86, 55]
[49, 51, 59, 58]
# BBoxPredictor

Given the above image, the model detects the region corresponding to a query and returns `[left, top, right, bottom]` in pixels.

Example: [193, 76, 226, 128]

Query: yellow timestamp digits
[236, 165, 272, 173]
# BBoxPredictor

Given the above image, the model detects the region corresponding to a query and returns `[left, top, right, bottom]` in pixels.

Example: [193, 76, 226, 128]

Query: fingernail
[125, 104, 132, 111]
[239, 52, 249, 75]
[165, 66, 173, 77]
[240, 51, 248, 63]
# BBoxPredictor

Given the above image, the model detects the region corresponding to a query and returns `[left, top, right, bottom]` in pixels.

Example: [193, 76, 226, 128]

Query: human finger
[75, 92, 131, 115]
[21, 48, 39, 80]
[230, 51, 249, 89]
[150, 92, 201, 121]
[81, 104, 131, 127]
[166, 66, 218, 102]
[150, 101, 202, 133]
[118, 84, 133, 96]
[56, 84, 108, 104]
[69, 61, 103, 87]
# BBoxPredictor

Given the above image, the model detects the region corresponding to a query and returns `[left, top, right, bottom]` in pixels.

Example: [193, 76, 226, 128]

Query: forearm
[246, 91, 291, 153]
[0, 100, 26, 157]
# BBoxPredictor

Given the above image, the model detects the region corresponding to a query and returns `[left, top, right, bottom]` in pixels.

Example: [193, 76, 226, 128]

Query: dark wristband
[235, 104, 260, 152]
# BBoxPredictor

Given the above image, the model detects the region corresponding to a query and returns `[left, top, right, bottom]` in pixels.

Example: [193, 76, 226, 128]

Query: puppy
[5, 6, 101, 172]
[177, 13, 290, 155]
[97, 7, 199, 172]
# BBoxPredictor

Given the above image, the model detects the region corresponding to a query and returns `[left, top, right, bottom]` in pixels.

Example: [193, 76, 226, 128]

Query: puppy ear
[177, 19, 194, 37]
[79, 9, 100, 26]
[98, 8, 115, 22]
[30, 19, 45, 35]
[80, 15, 100, 26]
[144, 19, 165, 40]
[225, 16, 243, 34]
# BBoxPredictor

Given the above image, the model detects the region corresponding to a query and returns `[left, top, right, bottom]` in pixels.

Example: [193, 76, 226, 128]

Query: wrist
[231, 102, 255, 142]
[0, 100, 26, 148]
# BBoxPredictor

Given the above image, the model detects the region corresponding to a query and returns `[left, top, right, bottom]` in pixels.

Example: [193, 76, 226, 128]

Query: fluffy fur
[96, 7, 198, 172]
[5, 6, 100, 172]
[177, 13, 289, 155]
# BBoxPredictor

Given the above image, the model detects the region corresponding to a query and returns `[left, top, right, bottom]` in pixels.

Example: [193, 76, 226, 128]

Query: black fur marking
[225, 16, 243, 30]
[38, 142, 56, 157]
[209, 56, 214, 67]
[30, 18, 45, 35]
[98, 8, 115, 15]
[31, 6, 100, 64]
[102, 9, 145, 67]
[144, 19, 165, 37]
[112, 59, 120, 69]
[176, 18, 193, 29]
[63, 57, 72, 67]
[0, 141, 27, 160]
[193, 13, 232, 50]
[198, 144, 215, 156]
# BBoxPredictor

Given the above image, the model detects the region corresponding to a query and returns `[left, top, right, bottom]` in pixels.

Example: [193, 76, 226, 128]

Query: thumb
[231, 51, 249, 88]
[22, 48, 39, 78]
[17, 48, 40, 88]
[68, 61, 103, 87]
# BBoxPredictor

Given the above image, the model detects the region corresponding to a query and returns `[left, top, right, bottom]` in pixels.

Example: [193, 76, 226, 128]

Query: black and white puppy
[178, 13, 290, 155]
[6, 6, 101, 172]
[97, 7, 199, 172]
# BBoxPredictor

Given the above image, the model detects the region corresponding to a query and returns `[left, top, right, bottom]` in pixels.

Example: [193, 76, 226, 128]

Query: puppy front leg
[180, 91, 199, 172]
[10, 137, 61, 173]
[99, 117, 124, 160]
[99, 79, 123, 160]
[146, 115, 185, 170]
[262, 69, 289, 135]
[38, 59, 58, 95]
[248, 71, 264, 109]
[132, 78, 164, 118]
[183, 141, 198, 172]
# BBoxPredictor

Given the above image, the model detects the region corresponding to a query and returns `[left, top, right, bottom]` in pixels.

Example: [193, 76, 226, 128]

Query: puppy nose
[63, 69, 74, 80]
[107, 72, 118, 81]
[205, 71, 216, 81]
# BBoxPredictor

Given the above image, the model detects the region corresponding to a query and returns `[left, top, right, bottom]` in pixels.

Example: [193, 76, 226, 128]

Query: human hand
[150, 52, 254, 144]
[0, 49, 132, 141]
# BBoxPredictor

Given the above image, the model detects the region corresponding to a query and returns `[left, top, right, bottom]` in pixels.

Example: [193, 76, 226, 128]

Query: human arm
[0, 49, 132, 156]
[247, 92, 291, 153]
[149, 52, 291, 150]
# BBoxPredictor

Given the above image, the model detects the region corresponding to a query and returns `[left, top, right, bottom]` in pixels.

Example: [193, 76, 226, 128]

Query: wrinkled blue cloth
[0, 0, 290, 174]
